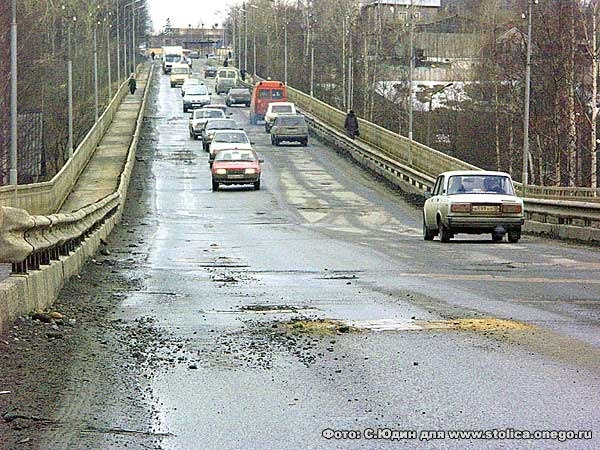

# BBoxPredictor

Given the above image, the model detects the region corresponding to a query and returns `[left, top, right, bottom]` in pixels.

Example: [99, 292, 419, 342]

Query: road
[2, 59, 599, 449]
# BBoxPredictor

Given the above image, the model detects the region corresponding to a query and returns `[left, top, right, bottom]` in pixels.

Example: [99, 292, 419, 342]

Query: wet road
[100, 61, 600, 448]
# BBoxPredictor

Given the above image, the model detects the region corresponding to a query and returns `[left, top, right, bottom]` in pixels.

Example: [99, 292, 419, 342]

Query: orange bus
[249, 80, 288, 124]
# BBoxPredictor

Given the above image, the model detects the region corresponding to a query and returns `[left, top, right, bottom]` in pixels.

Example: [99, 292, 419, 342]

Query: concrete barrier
[0, 65, 152, 334]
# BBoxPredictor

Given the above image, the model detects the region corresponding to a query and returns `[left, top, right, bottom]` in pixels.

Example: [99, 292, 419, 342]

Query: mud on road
[0, 103, 171, 449]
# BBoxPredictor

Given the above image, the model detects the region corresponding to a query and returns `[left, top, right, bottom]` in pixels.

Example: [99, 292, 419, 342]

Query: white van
[215, 67, 240, 94]
[170, 63, 191, 87]
[264, 102, 297, 132]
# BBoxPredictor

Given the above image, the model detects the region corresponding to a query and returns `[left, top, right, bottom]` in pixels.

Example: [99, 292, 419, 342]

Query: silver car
[422, 170, 524, 243]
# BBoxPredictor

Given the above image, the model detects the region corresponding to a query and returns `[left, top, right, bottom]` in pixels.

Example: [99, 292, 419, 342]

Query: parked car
[181, 78, 202, 96]
[226, 88, 251, 107]
[189, 108, 226, 139]
[208, 129, 253, 165]
[189, 51, 200, 59]
[422, 170, 524, 243]
[204, 66, 217, 78]
[200, 118, 240, 151]
[264, 102, 296, 132]
[183, 84, 212, 112]
[270, 114, 308, 146]
[211, 149, 262, 191]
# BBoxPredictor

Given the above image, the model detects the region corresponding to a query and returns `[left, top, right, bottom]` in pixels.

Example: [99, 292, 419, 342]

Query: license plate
[227, 174, 244, 179]
[472, 205, 499, 213]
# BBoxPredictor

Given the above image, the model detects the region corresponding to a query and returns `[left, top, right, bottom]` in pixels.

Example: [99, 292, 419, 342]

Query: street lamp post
[243, 2, 248, 71]
[10, 0, 17, 185]
[93, 22, 99, 121]
[284, 23, 288, 84]
[408, 0, 415, 141]
[106, 16, 112, 99]
[61, 5, 76, 159]
[116, 1, 121, 83]
[522, 0, 537, 192]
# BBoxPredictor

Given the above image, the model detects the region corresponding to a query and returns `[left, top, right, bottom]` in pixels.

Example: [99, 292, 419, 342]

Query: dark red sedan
[211, 149, 262, 191]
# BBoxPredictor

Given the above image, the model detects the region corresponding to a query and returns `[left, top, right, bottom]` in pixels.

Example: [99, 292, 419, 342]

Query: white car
[189, 108, 225, 138]
[264, 102, 296, 132]
[208, 130, 252, 165]
[183, 85, 212, 113]
[181, 78, 202, 96]
[422, 170, 524, 243]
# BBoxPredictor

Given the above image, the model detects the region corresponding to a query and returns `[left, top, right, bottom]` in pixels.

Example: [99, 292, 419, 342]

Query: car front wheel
[254, 180, 261, 190]
[212, 180, 219, 191]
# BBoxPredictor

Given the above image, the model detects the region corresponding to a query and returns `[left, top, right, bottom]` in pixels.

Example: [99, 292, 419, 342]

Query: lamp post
[243, 2, 248, 71]
[408, 0, 415, 141]
[61, 5, 76, 159]
[284, 23, 288, 84]
[10, 0, 17, 185]
[93, 20, 99, 121]
[116, 1, 121, 83]
[522, 0, 537, 192]
[106, 15, 112, 99]
[427, 83, 453, 147]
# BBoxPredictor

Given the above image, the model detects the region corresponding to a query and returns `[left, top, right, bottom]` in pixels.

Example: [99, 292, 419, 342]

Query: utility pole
[94, 23, 99, 121]
[116, 1, 121, 83]
[10, 0, 18, 185]
[408, 0, 414, 141]
[522, 0, 537, 192]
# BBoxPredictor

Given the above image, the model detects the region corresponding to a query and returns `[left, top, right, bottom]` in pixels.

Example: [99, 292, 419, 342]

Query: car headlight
[207, 133, 215, 140]
[245, 168, 257, 175]
[215, 169, 227, 175]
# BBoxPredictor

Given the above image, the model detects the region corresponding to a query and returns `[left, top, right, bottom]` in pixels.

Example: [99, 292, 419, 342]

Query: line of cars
[171, 65, 261, 192]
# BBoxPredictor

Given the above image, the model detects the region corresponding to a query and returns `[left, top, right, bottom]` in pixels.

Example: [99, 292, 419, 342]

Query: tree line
[231, 0, 600, 188]
[0, 0, 150, 186]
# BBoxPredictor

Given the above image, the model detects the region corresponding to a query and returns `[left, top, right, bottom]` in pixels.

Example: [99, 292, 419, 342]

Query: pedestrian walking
[151, 51, 155, 61]
[128, 74, 137, 95]
[223, 58, 229, 67]
[344, 110, 359, 139]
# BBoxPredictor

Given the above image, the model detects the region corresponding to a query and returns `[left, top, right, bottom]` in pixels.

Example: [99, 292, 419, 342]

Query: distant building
[148, 26, 225, 53]
[360, 0, 441, 23]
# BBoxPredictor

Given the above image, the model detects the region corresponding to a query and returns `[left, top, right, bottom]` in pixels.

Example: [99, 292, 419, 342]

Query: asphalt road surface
[2, 60, 599, 450]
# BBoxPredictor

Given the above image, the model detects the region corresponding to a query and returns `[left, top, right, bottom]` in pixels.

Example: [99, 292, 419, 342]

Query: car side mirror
[259, 159, 264, 163]
[250, 141, 255, 145]
[424, 191, 432, 199]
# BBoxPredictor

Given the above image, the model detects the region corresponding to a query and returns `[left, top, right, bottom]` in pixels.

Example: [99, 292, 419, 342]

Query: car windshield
[230, 89, 249, 95]
[194, 109, 223, 119]
[215, 150, 257, 162]
[447, 175, 514, 195]
[276, 116, 305, 126]
[187, 86, 208, 95]
[172, 68, 189, 74]
[213, 132, 249, 144]
[207, 120, 237, 130]
[184, 79, 200, 86]
[272, 105, 293, 113]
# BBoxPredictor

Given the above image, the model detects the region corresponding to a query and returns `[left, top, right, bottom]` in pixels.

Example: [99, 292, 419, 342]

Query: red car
[211, 149, 262, 191]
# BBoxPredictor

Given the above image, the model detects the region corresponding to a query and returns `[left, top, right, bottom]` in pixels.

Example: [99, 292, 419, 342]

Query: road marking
[396, 272, 599, 284]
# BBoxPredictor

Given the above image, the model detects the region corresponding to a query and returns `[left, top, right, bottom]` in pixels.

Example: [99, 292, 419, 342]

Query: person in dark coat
[151, 51, 155, 60]
[128, 74, 137, 95]
[223, 58, 229, 67]
[344, 110, 359, 139]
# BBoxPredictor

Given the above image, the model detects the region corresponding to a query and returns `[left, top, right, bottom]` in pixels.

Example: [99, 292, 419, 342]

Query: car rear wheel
[302, 139, 308, 147]
[492, 232, 503, 242]
[438, 220, 451, 243]
[507, 229, 521, 243]
[423, 214, 435, 241]
[212, 180, 219, 191]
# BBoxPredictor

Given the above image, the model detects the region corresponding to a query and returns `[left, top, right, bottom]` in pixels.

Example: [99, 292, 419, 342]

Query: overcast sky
[147, 0, 240, 32]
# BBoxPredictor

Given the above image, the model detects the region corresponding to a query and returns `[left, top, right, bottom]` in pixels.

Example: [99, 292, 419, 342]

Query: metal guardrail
[0, 64, 152, 271]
